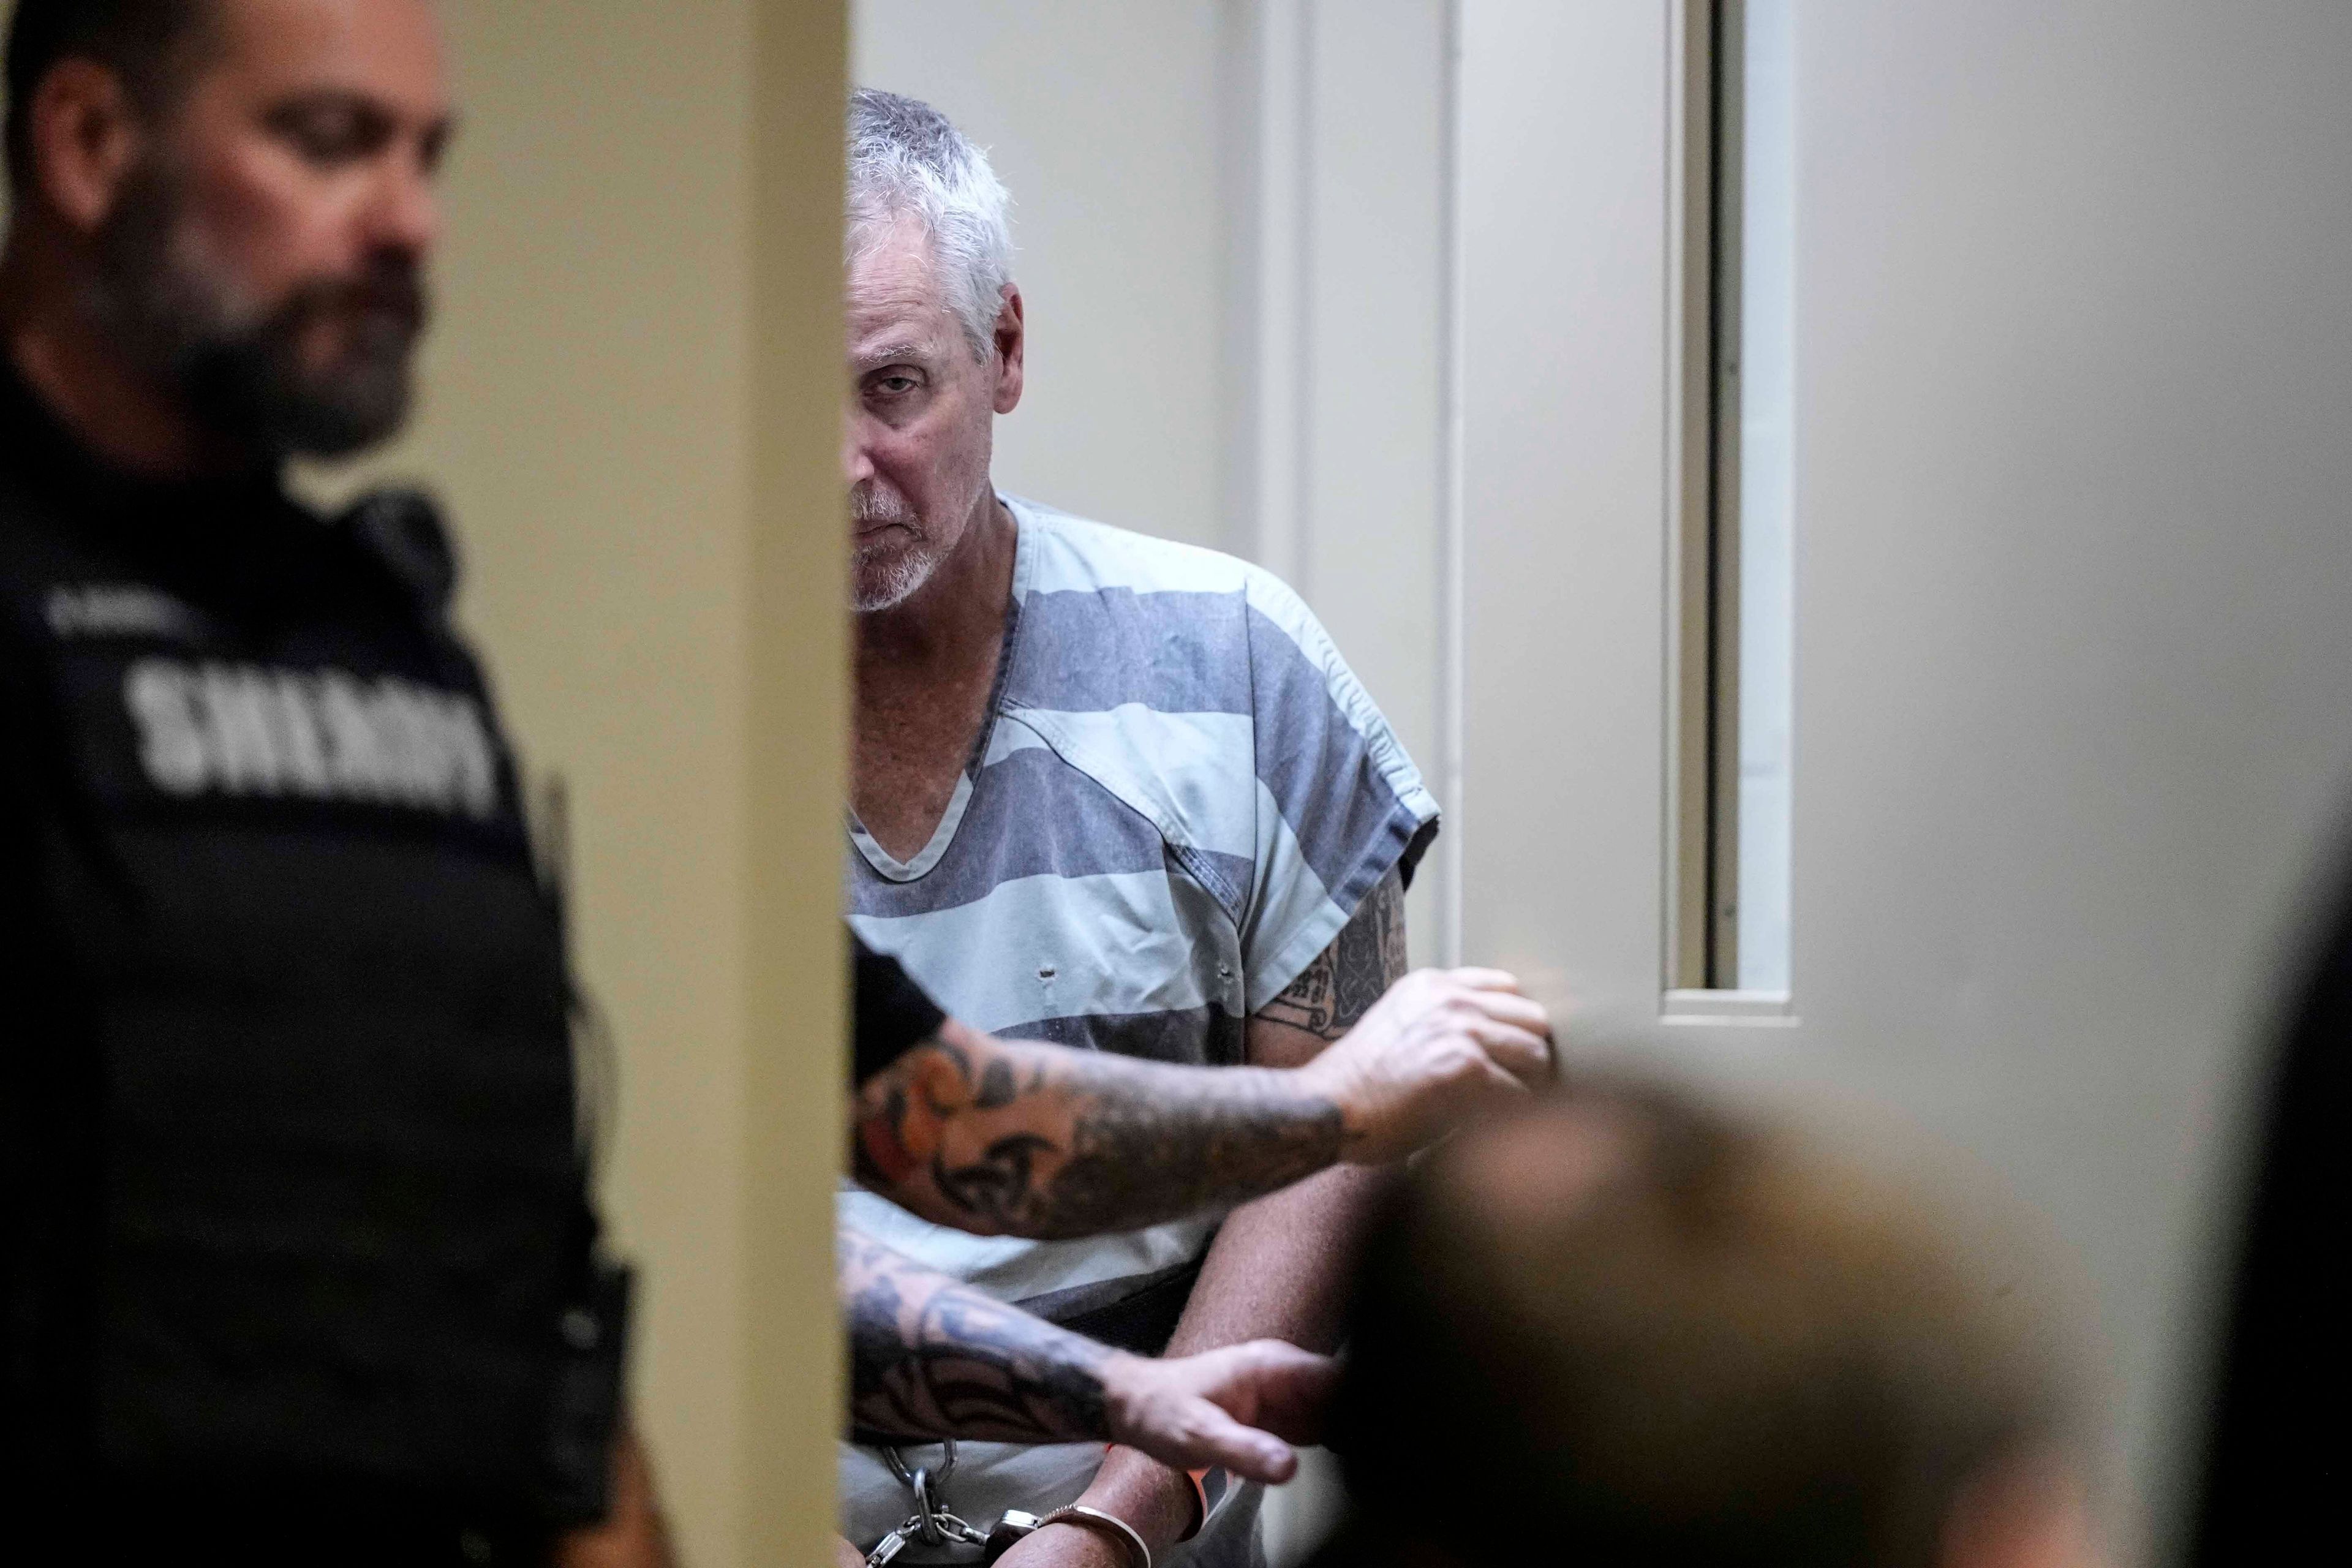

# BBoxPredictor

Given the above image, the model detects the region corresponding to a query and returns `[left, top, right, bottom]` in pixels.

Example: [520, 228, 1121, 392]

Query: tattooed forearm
[1255, 870, 1409, 1041]
[840, 1227, 1116, 1442]
[853, 1022, 1344, 1239]
[849, 872, 1409, 1238]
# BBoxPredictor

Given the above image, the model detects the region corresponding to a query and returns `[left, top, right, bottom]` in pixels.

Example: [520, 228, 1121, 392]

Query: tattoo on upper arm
[1255, 869, 1409, 1041]
[840, 1228, 1112, 1443]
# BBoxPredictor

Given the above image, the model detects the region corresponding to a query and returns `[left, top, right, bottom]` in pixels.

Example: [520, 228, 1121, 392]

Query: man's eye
[287, 120, 362, 162]
[269, 104, 391, 165]
[875, 374, 920, 395]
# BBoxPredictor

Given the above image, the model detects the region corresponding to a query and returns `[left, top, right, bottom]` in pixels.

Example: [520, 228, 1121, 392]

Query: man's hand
[849, 966, 1555, 1242]
[1101, 1338, 1336, 1483]
[843, 1226, 1330, 1482]
[1295, 967, 1555, 1164]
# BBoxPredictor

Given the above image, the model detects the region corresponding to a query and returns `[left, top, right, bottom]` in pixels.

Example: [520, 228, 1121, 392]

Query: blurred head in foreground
[1317, 1075, 2103, 1568]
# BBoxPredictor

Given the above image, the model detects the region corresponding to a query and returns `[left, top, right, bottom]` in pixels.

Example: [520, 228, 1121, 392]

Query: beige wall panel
[298, 2, 849, 1561]
[318, 5, 761, 1556]
[747, 1, 853, 1560]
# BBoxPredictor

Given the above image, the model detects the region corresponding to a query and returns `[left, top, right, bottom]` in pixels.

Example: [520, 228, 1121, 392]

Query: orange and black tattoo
[850, 870, 1412, 1237]
[852, 1025, 1343, 1239]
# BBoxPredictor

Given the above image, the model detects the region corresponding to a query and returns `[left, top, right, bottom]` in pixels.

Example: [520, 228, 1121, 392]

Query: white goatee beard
[850, 484, 944, 611]
[851, 542, 941, 611]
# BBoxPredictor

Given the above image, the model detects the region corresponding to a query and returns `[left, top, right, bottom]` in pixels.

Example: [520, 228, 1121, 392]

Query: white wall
[853, 0, 1232, 551]
[1288, 2, 1454, 958]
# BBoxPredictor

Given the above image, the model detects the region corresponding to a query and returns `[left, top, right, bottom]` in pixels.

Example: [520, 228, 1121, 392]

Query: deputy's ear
[26, 58, 148, 235]
[992, 282, 1026, 416]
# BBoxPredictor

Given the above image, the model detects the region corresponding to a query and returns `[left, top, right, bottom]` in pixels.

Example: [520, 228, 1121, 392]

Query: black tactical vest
[0, 369, 621, 1540]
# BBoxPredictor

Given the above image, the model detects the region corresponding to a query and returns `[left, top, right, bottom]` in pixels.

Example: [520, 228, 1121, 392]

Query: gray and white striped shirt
[839, 496, 1437, 1561]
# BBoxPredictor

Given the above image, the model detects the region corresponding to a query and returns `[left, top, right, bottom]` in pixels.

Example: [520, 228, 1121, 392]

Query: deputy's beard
[87, 162, 428, 460]
[850, 486, 945, 611]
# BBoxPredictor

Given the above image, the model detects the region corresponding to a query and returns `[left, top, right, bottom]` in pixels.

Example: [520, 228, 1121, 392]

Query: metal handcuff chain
[867, 1442, 992, 1565]
[865, 1442, 1151, 1568]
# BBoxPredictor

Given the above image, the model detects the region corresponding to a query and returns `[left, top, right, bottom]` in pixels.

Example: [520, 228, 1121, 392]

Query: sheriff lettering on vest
[0, 2, 666, 1560]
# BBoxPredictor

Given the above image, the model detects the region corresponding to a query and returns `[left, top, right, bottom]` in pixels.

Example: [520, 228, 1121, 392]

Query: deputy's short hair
[5, 0, 219, 189]
[1324, 1073, 2081, 1568]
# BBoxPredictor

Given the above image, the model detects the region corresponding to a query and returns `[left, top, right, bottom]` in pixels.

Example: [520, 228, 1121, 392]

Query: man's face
[89, 0, 451, 458]
[843, 215, 1020, 612]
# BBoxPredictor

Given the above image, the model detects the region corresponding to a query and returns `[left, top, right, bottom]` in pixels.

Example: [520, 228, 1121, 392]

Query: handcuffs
[865, 1442, 1152, 1568]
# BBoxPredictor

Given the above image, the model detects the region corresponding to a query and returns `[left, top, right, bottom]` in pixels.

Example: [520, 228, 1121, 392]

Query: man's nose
[843, 416, 878, 486]
[366, 151, 443, 261]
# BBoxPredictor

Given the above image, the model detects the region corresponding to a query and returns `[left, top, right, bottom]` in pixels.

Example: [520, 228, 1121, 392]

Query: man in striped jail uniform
[834, 89, 1511, 1567]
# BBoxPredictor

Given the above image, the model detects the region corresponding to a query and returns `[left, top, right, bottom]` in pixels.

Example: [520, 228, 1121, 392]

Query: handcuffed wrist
[1099, 1443, 1212, 1542]
[1033, 1507, 1150, 1568]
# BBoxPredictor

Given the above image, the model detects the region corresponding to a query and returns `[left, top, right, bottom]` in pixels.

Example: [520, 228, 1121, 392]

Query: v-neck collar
[847, 496, 1034, 883]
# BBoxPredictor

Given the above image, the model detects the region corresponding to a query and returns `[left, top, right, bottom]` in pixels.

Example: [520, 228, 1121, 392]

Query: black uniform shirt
[853, 934, 946, 1082]
[0, 360, 611, 1548]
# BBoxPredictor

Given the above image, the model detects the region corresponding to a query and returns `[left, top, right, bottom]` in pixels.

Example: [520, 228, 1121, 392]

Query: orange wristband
[1101, 1446, 1214, 1541]
[1179, 1468, 1212, 1540]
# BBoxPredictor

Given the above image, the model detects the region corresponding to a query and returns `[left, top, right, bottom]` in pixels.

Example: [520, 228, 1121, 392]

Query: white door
[1452, 0, 2352, 1553]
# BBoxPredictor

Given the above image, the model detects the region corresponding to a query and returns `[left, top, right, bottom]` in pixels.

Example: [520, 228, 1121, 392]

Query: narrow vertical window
[1675, 0, 1794, 1000]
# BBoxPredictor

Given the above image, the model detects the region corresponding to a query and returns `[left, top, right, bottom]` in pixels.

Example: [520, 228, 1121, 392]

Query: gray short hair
[847, 88, 1015, 358]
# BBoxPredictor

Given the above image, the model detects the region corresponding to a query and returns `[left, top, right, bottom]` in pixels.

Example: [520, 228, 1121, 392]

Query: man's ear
[27, 59, 149, 235]
[991, 282, 1026, 415]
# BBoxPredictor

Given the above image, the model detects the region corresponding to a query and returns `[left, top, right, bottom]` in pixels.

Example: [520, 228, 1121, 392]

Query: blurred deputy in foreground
[0, 2, 663, 1558]
[1317, 1074, 2105, 1568]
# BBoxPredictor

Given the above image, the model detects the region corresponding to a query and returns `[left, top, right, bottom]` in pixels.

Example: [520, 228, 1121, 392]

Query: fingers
[1441, 966, 1525, 993]
[1432, 971, 1558, 1084]
[1470, 1020, 1556, 1087]
[1424, 973, 1556, 1087]
[1172, 1401, 1301, 1485]
[1404, 968, 1552, 1037]
[1112, 1389, 1296, 1482]
[1221, 1340, 1341, 1442]
[1467, 989, 1551, 1033]
[1165, 1340, 1336, 1480]
[1117, 1342, 1337, 1482]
